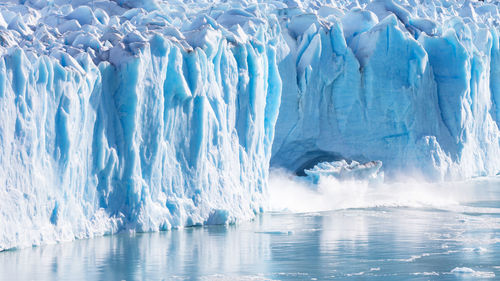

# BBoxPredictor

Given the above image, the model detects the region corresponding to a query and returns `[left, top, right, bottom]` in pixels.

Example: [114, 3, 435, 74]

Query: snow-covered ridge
[0, 0, 499, 250]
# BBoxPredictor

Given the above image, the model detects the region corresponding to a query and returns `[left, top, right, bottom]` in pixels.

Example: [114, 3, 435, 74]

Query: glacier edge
[0, 0, 500, 250]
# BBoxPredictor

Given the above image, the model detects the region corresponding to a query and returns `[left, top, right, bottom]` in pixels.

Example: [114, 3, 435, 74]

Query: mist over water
[268, 169, 499, 213]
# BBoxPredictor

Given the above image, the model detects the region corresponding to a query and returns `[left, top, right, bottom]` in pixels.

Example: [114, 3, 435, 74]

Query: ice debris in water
[0, 0, 499, 251]
[304, 160, 384, 184]
[451, 267, 496, 278]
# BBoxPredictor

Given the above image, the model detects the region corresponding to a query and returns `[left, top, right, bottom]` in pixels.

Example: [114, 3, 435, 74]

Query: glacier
[0, 0, 283, 250]
[271, 0, 500, 180]
[0, 0, 499, 250]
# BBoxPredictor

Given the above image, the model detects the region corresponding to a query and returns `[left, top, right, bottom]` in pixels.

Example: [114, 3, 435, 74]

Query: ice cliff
[271, 0, 500, 180]
[0, 0, 282, 250]
[0, 0, 499, 250]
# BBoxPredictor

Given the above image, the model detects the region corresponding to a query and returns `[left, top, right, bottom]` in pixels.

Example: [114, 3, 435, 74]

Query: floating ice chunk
[451, 267, 495, 278]
[411, 272, 439, 276]
[304, 160, 383, 184]
[451, 267, 475, 274]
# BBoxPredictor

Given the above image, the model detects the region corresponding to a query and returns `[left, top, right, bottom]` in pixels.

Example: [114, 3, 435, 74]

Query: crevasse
[0, 0, 499, 250]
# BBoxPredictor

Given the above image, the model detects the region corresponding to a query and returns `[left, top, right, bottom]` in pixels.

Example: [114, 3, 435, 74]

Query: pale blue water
[1, 179, 499, 281]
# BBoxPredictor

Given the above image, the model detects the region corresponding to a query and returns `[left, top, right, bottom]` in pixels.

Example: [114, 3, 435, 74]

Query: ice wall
[0, 0, 282, 250]
[0, 0, 500, 251]
[271, 0, 500, 180]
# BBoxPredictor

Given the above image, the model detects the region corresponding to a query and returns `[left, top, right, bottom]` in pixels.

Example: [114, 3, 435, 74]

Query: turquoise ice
[0, 0, 499, 251]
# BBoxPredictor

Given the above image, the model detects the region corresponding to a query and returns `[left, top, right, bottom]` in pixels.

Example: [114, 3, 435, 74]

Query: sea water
[0, 177, 499, 281]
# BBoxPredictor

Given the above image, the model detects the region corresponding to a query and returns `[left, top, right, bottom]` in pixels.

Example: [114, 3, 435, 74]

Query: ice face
[0, 0, 282, 250]
[271, 0, 500, 181]
[0, 0, 499, 250]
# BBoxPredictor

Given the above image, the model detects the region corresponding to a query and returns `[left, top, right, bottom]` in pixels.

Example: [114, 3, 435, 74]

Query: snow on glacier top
[0, 0, 498, 67]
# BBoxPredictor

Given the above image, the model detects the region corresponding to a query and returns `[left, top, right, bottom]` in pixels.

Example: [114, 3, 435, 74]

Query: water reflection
[1, 182, 500, 280]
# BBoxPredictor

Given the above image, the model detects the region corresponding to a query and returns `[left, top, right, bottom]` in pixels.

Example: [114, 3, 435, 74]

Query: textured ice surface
[0, 0, 282, 250]
[0, 0, 499, 250]
[271, 0, 500, 181]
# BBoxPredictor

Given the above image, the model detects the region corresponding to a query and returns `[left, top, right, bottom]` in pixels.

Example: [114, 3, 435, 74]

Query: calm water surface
[1, 179, 500, 280]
